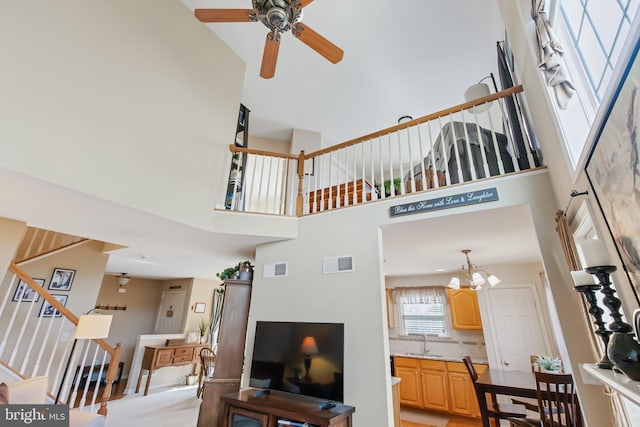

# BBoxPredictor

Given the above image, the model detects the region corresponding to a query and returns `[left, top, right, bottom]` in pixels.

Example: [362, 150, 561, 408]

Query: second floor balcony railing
[224, 85, 542, 217]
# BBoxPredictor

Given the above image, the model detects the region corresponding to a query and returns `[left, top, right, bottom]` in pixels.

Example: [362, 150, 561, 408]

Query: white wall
[248, 170, 604, 425]
[0, 0, 245, 231]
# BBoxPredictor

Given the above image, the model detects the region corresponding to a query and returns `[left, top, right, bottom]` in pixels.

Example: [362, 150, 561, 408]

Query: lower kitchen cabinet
[394, 356, 487, 418]
[419, 360, 449, 412]
[394, 357, 423, 407]
[446, 361, 487, 417]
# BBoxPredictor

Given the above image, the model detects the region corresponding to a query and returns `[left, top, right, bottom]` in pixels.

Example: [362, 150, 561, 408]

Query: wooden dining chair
[535, 371, 583, 427]
[197, 347, 216, 398]
[462, 356, 533, 426]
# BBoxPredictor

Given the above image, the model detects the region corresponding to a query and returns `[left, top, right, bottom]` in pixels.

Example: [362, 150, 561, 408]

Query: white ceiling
[3, 1, 544, 283]
[180, 0, 507, 144]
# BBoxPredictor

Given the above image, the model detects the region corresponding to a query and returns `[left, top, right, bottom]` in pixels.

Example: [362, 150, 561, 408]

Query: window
[391, 287, 450, 336]
[544, 0, 639, 168]
[559, 0, 639, 102]
[402, 301, 446, 335]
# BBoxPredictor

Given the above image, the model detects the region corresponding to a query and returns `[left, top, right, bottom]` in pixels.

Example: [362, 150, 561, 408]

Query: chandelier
[448, 250, 501, 291]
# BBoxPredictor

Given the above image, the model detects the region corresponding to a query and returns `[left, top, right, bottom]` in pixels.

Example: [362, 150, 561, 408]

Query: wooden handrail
[8, 263, 121, 415]
[10, 263, 80, 325]
[304, 86, 523, 158]
[229, 144, 299, 160]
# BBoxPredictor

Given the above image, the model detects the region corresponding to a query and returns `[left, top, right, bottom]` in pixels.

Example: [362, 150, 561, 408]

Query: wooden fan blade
[292, 23, 343, 64]
[260, 32, 280, 79]
[194, 9, 253, 23]
[298, 0, 315, 8]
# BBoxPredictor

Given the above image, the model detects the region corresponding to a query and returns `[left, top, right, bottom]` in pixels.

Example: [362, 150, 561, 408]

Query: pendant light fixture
[448, 249, 501, 291]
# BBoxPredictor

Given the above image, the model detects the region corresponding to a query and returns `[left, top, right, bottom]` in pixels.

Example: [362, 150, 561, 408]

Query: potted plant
[199, 319, 210, 344]
[216, 266, 240, 281]
[534, 355, 562, 373]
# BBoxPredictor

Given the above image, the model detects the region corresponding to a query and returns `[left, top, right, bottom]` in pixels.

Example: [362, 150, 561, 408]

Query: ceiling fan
[194, 0, 344, 79]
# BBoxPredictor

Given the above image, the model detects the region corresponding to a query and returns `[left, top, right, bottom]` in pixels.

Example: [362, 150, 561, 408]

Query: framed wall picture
[194, 302, 206, 313]
[39, 294, 68, 318]
[585, 28, 640, 304]
[12, 279, 45, 302]
[48, 268, 76, 291]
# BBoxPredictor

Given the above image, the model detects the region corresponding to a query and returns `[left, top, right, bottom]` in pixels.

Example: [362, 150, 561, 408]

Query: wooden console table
[135, 343, 206, 396]
[222, 388, 355, 427]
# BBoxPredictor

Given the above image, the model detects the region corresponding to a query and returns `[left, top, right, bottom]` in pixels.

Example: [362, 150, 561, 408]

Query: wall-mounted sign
[389, 187, 499, 217]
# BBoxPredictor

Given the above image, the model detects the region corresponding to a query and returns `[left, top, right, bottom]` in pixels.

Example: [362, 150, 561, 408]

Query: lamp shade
[464, 82, 492, 113]
[471, 272, 486, 286]
[487, 275, 501, 287]
[75, 314, 113, 339]
[299, 336, 319, 355]
[448, 277, 461, 290]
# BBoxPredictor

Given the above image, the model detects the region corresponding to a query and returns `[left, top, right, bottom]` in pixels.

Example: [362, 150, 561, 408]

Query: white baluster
[0, 274, 19, 358]
[20, 296, 47, 374]
[32, 308, 58, 377]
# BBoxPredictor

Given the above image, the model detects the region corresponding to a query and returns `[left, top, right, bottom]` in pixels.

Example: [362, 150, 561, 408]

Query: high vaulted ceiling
[3, 1, 544, 283]
[180, 0, 507, 144]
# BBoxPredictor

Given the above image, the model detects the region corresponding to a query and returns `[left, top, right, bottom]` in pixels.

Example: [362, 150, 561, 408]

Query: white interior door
[484, 286, 551, 372]
[154, 291, 186, 334]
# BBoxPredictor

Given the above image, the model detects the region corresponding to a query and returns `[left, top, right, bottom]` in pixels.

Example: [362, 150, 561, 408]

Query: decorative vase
[607, 332, 640, 381]
[238, 268, 253, 281]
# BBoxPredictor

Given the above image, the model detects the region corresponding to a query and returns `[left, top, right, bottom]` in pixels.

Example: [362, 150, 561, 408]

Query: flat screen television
[249, 321, 344, 402]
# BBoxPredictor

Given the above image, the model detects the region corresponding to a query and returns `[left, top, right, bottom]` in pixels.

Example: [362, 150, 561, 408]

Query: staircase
[0, 228, 121, 415]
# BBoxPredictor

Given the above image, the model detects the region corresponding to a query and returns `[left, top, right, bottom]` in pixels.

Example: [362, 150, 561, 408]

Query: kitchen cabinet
[394, 356, 488, 418]
[446, 361, 487, 417]
[448, 288, 483, 330]
[419, 359, 449, 412]
[394, 357, 423, 407]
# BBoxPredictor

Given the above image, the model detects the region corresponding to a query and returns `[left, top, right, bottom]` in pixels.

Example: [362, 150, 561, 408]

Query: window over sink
[390, 287, 451, 336]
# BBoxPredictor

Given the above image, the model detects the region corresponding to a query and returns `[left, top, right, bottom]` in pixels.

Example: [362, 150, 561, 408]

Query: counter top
[392, 353, 488, 364]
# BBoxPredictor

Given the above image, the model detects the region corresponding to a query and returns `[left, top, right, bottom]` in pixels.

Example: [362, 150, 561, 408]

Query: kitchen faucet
[423, 334, 431, 355]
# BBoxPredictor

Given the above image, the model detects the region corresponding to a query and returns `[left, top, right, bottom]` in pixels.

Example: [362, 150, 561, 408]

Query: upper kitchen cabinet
[447, 288, 482, 330]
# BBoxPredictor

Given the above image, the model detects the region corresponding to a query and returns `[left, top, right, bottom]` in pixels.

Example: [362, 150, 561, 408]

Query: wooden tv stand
[222, 389, 355, 426]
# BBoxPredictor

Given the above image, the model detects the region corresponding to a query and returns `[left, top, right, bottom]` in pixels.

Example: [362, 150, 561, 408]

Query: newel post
[296, 151, 305, 216]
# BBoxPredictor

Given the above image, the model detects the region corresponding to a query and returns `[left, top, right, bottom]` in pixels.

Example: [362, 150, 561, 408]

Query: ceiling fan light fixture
[117, 273, 131, 286]
[196, 0, 342, 78]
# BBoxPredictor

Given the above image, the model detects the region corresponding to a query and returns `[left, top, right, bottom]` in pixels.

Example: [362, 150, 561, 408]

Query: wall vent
[323, 255, 355, 274]
[263, 262, 288, 278]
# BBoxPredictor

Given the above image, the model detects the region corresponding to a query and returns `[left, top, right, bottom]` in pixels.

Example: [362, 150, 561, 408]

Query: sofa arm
[69, 411, 106, 427]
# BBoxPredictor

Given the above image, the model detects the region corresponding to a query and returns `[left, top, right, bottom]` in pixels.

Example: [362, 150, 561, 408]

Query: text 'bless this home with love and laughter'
[389, 188, 499, 217]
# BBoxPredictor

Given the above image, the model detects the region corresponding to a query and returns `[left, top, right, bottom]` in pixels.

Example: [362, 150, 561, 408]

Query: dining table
[475, 368, 538, 427]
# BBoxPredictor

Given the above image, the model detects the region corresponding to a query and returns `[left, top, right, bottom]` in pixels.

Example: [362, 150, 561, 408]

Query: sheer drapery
[391, 286, 452, 334]
[531, 0, 576, 109]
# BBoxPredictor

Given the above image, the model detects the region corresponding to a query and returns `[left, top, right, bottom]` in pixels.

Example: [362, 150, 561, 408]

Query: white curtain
[391, 286, 452, 334]
[531, 0, 576, 109]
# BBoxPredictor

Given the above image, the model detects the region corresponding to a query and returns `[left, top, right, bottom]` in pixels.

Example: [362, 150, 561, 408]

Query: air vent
[323, 255, 355, 274]
[263, 262, 288, 279]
